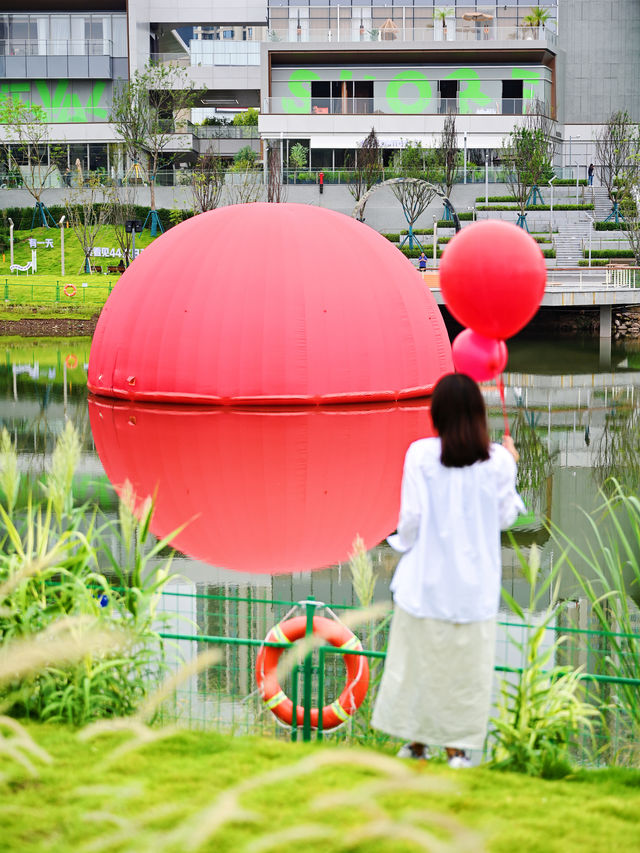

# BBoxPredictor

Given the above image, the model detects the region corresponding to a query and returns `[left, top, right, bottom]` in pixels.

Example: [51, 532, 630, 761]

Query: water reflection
[88, 397, 435, 574]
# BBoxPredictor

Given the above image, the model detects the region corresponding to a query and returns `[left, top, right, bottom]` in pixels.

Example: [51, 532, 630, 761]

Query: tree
[103, 182, 138, 267]
[267, 142, 286, 203]
[502, 108, 555, 228]
[619, 135, 640, 264]
[348, 128, 383, 220]
[391, 143, 439, 247]
[226, 163, 262, 205]
[110, 62, 203, 217]
[596, 111, 640, 221]
[435, 112, 459, 220]
[190, 153, 225, 214]
[64, 174, 105, 274]
[288, 142, 308, 181]
[232, 108, 259, 127]
[233, 146, 258, 169]
[0, 99, 60, 227]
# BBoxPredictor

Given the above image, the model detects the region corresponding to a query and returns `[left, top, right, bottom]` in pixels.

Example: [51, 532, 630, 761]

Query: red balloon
[88, 204, 452, 404]
[439, 220, 546, 339]
[451, 329, 508, 382]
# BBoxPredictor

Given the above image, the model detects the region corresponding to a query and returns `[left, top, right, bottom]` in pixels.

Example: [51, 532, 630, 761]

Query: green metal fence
[156, 589, 640, 764]
[2, 278, 114, 303]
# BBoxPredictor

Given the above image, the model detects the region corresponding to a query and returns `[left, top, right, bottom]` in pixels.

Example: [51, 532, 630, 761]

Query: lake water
[2, 333, 639, 747]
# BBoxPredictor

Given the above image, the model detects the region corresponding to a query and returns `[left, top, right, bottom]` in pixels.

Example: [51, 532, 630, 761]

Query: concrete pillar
[600, 304, 612, 338]
[599, 334, 611, 370]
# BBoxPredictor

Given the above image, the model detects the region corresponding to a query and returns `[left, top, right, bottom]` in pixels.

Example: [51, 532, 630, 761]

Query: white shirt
[388, 437, 525, 623]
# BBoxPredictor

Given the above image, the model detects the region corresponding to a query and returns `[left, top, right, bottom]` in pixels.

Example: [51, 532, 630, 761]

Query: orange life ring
[63, 283, 77, 297]
[65, 353, 78, 369]
[256, 615, 369, 730]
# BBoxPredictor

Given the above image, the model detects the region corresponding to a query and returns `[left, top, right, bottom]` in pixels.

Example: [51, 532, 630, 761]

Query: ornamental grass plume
[41, 418, 82, 524]
[348, 535, 376, 608]
[0, 427, 19, 517]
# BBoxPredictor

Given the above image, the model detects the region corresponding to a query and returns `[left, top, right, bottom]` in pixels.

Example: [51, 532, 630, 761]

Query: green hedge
[584, 249, 635, 258]
[542, 249, 556, 258]
[578, 259, 610, 266]
[2, 204, 190, 232]
[400, 247, 440, 258]
[554, 178, 588, 186]
[475, 204, 594, 211]
[594, 221, 625, 231]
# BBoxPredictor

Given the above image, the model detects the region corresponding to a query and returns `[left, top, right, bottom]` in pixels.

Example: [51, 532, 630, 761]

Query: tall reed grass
[0, 423, 177, 726]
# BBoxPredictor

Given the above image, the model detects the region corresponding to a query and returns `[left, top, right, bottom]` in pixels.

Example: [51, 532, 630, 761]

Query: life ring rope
[255, 612, 369, 732]
[63, 283, 77, 297]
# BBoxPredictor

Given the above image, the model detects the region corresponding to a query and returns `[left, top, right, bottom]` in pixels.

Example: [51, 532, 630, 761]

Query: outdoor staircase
[589, 185, 615, 221]
[555, 219, 593, 266]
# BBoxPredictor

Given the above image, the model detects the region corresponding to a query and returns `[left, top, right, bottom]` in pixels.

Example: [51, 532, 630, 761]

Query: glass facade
[0, 13, 127, 57]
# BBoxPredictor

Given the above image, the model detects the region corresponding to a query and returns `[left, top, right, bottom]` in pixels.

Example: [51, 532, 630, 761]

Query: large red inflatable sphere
[88, 204, 452, 404]
[439, 220, 546, 340]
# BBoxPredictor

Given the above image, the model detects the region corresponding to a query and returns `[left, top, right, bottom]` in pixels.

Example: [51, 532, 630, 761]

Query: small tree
[348, 128, 383, 220]
[0, 99, 60, 227]
[104, 182, 137, 266]
[232, 108, 259, 127]
[233, 146, 258, 170]
[522, 5, 551, 38]
[226, 163, 262, 205]
[190, 153, 225, 214]
[435, 112, 459, 220]
[289, 142, 308, 181]
[596, 111, 640, 221]
[64, 174, 105, 274]
[110, 62, 203, 217]
[502, 109, 554, 228]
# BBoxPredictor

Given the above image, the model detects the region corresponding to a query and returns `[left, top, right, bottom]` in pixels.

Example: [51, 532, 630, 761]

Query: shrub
[594, 222, 625, 231]
[585, 249, 635, 258]
[0, 424, 176, 726]
[476, 204, 594, 211]
[489, 543, 599, 777]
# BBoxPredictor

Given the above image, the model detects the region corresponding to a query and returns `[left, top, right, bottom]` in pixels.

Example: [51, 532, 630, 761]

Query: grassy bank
[2, 725, 640, 852]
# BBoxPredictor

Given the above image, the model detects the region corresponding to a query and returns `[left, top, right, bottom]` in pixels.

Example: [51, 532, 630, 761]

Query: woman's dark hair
[431, 373, 490, 468]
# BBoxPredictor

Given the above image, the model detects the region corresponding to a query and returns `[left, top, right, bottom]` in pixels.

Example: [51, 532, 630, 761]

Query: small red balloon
[439, 220, 546, 339]
[452, 329, 508, 382]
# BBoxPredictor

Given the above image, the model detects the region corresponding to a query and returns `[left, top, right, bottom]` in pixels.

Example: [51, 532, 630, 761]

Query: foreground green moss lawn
[2, 725, 640, 853]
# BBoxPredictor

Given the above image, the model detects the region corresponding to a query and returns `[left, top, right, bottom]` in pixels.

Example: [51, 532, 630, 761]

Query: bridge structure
[424, 267, 640, 349]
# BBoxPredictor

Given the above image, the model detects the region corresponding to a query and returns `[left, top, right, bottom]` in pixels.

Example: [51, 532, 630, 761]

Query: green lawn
[0, 225, 159, 315]
[2, 724, 640, 852]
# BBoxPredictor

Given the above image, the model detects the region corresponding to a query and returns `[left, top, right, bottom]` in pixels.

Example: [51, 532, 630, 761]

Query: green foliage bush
[3, 205, 194, 232]
[578, 259, 609, 266]
[476, 204, 594, 211]
[0, 424, 175, 726]
[594, 221, 625, 231]
[586, 249, 635, 258]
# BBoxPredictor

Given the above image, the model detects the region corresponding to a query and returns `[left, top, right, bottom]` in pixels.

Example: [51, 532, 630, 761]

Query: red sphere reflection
[88, 398, 435, 574]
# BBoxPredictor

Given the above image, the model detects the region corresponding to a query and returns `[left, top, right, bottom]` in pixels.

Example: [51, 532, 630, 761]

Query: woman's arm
[387, 444, 423, 552]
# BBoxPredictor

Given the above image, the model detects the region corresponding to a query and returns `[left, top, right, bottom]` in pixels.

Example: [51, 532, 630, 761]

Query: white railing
[262, 96, 550, 117]
[266, 23, 556, 47]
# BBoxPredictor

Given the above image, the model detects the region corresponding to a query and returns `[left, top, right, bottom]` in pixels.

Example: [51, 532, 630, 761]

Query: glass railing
[191, 125, 260, 139]
[262, 97, 550, 117]
[265, 24, 556, 47]
[0, 38, 114, 57]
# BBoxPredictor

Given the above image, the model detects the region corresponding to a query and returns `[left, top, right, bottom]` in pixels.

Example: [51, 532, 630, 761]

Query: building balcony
[0, 39, 124, 79]
[262, 97, 551, 118]
[265, 24, 556, 49]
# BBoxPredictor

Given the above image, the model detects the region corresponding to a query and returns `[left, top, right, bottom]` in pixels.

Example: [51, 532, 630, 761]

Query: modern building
[0, 1, 639, 183]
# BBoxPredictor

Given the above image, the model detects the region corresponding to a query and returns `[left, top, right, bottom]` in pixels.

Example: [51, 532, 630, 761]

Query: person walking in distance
[588, 163, 594, 187]
[372, 373, 524, 767]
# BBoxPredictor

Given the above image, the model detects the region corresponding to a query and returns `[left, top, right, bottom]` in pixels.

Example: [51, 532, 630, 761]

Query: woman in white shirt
[372, 372, 523, 768]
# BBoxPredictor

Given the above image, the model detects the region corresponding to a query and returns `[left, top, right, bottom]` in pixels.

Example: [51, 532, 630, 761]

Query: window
[502, 79, 523, 115]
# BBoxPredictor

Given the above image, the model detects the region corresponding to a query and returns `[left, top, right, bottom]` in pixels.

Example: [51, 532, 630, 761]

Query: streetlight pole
[484, 150, 489, 205]
[463, 132, 468, 184]
[59, 215, 66, 276]
[548, 175, 556, 230]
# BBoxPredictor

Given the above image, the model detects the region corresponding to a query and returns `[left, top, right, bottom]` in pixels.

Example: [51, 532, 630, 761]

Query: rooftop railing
[266, 23, 556, 47]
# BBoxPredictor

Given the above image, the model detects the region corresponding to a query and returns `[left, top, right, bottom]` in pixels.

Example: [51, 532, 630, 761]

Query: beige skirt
[371, 606, 497, 751]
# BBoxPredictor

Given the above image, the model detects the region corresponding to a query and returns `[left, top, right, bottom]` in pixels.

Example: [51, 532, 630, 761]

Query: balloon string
[497, 375, 510, 437]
